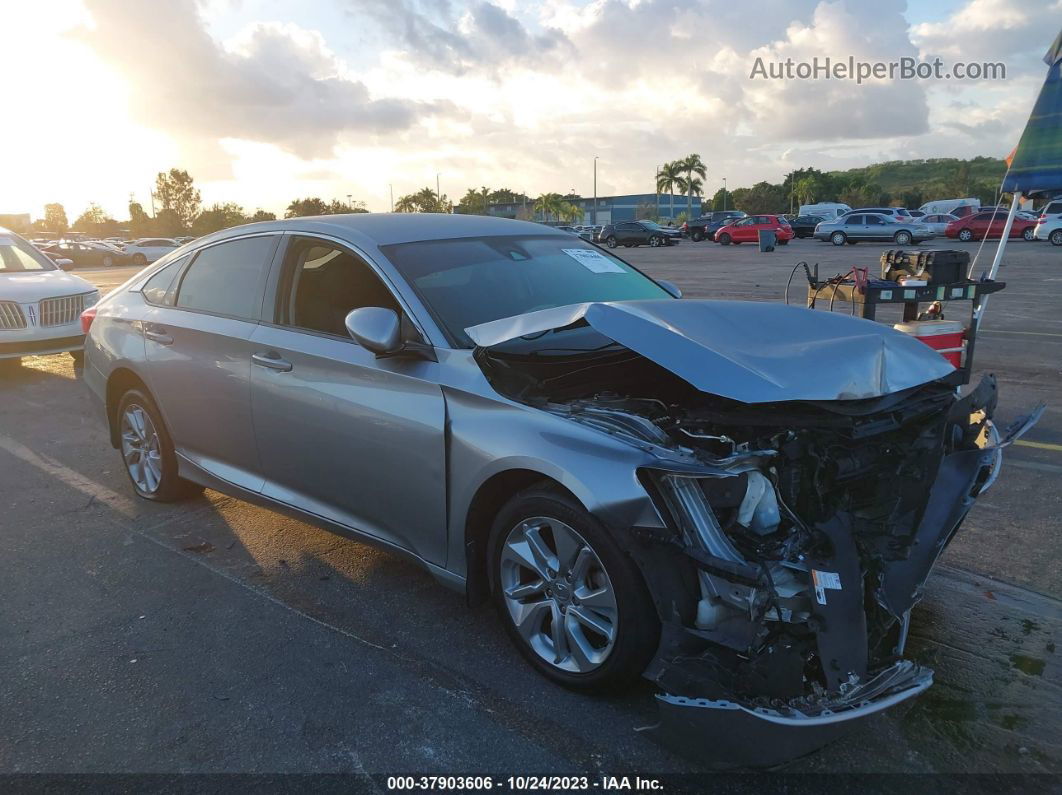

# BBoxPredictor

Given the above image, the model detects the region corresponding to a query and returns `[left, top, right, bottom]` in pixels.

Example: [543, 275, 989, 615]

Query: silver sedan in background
[82, 213, 1034, 766]
[814, 212, 935, 246]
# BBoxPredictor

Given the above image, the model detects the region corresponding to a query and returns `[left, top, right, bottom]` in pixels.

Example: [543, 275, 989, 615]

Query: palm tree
[793, 177, 817, 207]
[679, 154, 707, 219]
[559, 201, 583, 223]
[656, 162, 682, 221]
[676, 175, 704, 214]
[533, 192, 564, 222]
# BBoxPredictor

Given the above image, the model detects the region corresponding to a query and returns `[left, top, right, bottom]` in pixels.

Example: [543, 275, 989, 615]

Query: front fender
[443, 387, 668, 580]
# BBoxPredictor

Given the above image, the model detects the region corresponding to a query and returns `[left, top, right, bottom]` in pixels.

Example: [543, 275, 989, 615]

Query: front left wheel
[116, 388, 203, 502]
[490, 486, 659, 692]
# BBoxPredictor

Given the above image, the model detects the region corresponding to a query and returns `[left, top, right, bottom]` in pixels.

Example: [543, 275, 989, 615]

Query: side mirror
[657, 279, 682, 299]
[345, 307, 401, 355]
[56, 258, 74, 270]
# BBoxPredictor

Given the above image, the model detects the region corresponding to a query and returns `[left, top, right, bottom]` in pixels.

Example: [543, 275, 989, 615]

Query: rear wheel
[777, 238, 789, 245]
[831, 232, 846, 246]
[649, 235, 663, 247]
[491, 486, 659, 691]
[958, 228, 974, 242]
[116, 388, 203, 502]
[691, 231, 704, 242]
[102, 255, 114, 267]
[1050, 229, 1062, 246]
[894, 230, 912, 246]
[1023, 227, 1035, 241]
[132, 253, 147, 266]
[605, 236, 617, 248]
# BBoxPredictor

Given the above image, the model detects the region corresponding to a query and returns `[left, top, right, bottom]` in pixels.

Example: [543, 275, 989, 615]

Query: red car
[945, 210, 1037, 242]
[715, 214, 794, 245]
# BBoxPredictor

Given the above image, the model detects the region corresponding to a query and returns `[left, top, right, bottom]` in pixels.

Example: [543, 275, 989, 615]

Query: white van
[798, 203, 852, 220]
[918, 198, 980, 217]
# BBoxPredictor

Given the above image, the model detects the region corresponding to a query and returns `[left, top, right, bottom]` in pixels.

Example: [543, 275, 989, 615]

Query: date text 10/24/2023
[386, 776, 664, 791]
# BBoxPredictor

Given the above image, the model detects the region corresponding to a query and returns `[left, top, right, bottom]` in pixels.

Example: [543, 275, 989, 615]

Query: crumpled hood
[465, 299, 956, 403]
[1, 271, 96, 303]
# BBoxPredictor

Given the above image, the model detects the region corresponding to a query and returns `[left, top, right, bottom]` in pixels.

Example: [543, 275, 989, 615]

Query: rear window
[175, 236, 278, 319]
[1043, 202, 1062, 215]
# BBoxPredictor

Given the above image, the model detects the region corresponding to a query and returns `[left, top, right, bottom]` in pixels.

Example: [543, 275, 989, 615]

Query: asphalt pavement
[0, 236, 1058, 776]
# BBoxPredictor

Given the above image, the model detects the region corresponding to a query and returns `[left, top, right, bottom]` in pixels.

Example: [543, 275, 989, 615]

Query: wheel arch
[105, 367, 153, 448]
[463, 468, 582, 606]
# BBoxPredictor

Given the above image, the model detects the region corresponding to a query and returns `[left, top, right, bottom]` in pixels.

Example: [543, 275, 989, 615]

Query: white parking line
[0, 432, 136, 517]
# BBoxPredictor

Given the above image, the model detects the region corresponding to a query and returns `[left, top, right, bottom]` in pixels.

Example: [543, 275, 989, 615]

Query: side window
[1044, 202, 1062, 215]
[141, 255, 190, 306]
[845, 215, 864, 225]
[866, 215, 884, 225]
[281, 237, 400, 338]
[175, 236, 278, 319]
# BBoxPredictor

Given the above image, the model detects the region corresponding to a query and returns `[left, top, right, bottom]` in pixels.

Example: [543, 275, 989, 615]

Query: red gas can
[893, 320, 965, 368]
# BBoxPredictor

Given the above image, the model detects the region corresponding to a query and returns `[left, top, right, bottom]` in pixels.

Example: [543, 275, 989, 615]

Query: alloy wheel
[959, 229, 973, 242]
[1051, 230, 1062, 246]
[1023, 227, 1034, 241]
[499, 517, 618, 674]
[831, 232, 846, 246]
[120, 404, 163, 494]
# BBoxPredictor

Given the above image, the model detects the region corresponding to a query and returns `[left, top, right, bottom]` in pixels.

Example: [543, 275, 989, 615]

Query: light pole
[655, 164, 660, 220]
[436, 173, 441, 204]
[592, 156, 598, 226]
[722, 177, 727, 212]
[389, 184, 394, 213]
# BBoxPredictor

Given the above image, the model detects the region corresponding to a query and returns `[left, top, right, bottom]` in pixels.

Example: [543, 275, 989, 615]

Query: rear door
[141, 233, 280, 491]
[864, 214, 888, 239]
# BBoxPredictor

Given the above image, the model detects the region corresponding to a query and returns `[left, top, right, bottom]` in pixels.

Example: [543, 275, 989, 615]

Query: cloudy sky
[1, 0, 1057, 218]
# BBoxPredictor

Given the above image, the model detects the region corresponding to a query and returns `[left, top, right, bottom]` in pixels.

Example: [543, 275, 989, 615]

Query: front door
[249, 236, 448, 566]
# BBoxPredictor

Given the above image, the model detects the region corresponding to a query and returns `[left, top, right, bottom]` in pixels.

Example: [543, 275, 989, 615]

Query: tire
[958, 228, 973, 242]
[691, 231, 704, 242]
[102, 255, 114, 267]
[1050, 230, 1062, 246]
[894, 230, 912, 246]
[605, 236, 617, 248]
[777, 238, 789, 246]
[831, 232, 846, 246]
[649, 235, 663, 247]
[490, 485, 659, 692]
[718, 233, 731, 245]
[1023, 227, 1035, 241]
[115, 388, 203, 502]
[623, 243, 634, 248]
[132, 253, 147, 266]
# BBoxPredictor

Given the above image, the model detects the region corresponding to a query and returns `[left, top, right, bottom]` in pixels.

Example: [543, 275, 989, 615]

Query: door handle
[142, 324, 173, 345]
[251, 352, 293, 372]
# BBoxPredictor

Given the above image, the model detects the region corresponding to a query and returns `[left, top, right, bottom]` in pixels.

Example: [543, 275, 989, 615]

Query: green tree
[656, 162, 682, 221]
[394, 188, 452, 213]
[249, 209, 277, 222]
[43, 203, 68, 235]
[153, 208, 183, 237]
[489, 188, 528, 204]
[71, 202, 108, 233]
[285, 197, 329, 218]
[191, 202, 247, 235]
[326, 199, 368, 214]
[128, 199, 152, 237]
[153, 169, 201, 231]
[678, 154, 707, 219]
[675, 174, 704, 213]
[709, 188, 727, 212]
[458, 186, 493, 215]
[533, 192, 565, 221]
[734, 182, 788, 214]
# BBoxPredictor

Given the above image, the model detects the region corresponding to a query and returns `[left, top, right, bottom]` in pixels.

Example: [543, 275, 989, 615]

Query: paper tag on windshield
[562, 248, 625, 274]
[812, 569, 842, 605]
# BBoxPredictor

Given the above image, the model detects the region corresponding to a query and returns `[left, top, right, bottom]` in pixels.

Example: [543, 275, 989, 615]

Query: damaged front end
[469, 302, 1042, 765]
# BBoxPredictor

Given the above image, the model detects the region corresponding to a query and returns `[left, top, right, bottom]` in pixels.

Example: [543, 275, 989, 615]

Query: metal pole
[655, 164, 659, 220]
[592, 157, 598, 226]
[436, 173, 441, 203]
[974, 191, 1021, 331]
[722, 178, 727, 212]
[389, 184, 394, 213]
[149, 187, 155, 217]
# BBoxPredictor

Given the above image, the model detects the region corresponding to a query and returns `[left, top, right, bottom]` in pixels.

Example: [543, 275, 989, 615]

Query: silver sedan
[814, 212, 935, 245]
[82, 214, 1034, 764]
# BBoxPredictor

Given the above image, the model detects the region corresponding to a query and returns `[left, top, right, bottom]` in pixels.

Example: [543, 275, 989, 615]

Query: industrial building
[487, 193, 702, 225]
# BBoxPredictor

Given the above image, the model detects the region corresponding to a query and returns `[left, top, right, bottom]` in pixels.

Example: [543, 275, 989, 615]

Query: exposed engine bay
[476, 333, 1041, 765]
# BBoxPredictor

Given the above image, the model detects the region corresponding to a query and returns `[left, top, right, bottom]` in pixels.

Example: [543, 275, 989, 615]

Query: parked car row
[30, 237, 185, 268]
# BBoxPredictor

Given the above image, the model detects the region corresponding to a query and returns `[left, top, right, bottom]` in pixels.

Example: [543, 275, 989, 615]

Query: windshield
[640, 221, 664, 230]
[381, 235, 672, 347]
[0, 234, 56, 273]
